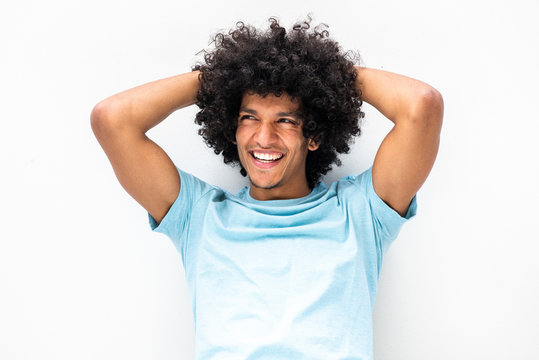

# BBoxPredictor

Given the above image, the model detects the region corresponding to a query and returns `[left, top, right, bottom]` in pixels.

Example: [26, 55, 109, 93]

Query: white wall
[1, 0, 538, 359]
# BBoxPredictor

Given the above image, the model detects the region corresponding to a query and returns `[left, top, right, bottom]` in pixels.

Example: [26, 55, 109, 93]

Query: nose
[253, 120, 278, 147]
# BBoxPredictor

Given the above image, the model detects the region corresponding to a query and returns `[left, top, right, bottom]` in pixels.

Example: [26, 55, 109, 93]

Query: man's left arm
[354, 67, 444, 217]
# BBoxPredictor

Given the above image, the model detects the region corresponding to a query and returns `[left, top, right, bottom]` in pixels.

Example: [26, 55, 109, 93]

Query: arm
[354, 67, 444, 217]
[90, 71, 200, 224]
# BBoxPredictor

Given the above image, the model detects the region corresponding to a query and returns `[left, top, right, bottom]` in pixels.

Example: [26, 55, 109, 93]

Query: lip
[249, 151, 284, 169]
[250, 149, 284, 155]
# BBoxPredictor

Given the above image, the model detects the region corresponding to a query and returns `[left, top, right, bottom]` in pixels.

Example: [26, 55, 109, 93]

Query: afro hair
[192, 16, 364, 188]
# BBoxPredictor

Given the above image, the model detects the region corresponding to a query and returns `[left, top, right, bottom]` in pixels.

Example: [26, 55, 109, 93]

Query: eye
[278, 118, 297, 125]
[240, 114, 257, 121]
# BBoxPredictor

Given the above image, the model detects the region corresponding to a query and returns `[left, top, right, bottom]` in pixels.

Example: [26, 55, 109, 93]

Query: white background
[1, 0, 538, 359]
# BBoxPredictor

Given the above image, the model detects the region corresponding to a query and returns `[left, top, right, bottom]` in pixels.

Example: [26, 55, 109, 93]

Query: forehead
[240, 92, 302, 112]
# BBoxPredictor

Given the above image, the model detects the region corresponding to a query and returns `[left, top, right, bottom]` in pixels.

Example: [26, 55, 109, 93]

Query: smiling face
[235, 92, 319, 201]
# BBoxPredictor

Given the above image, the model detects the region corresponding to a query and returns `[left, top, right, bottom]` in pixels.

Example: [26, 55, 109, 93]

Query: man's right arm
[90, 71, 200, 225]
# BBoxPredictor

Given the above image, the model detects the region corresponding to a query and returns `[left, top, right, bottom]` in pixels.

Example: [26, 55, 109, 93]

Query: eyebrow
[239, 107, 301, 118]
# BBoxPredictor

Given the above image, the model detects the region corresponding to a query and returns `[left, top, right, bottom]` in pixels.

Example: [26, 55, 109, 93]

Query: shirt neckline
[239, 181, 327, 207]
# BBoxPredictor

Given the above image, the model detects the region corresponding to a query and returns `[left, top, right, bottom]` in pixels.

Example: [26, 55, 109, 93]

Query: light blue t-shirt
[148, 165, 417, 360]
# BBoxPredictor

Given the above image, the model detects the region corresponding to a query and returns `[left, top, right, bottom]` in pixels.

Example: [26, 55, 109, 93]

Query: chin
[250, 180, 279, 190]
[249, 176, 282, 190]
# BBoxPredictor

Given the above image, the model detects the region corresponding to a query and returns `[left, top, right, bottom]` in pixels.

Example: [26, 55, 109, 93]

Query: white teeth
[253, 152, 283, 161]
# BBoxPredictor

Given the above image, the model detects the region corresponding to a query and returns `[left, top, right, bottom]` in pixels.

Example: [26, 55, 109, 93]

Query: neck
[249, 181, 312, 201]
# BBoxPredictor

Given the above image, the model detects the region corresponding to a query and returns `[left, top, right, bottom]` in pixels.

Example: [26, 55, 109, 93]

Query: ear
[307, 138, 319, 151]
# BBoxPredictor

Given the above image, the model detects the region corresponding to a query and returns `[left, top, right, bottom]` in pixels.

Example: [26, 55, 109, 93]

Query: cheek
[235, 127, 248, 144]
[234, 134, 248, 162]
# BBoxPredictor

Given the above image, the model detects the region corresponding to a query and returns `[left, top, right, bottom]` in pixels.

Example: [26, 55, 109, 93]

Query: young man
[91, 18, 443, 360]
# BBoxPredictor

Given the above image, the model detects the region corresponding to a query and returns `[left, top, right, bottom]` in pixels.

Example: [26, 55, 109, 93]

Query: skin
[354, 67, 444, 217]
[235, 92, 319, 201]
[92, 68, 443, 224]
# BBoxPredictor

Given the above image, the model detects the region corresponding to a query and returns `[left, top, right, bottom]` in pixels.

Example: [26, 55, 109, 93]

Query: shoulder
[176, 168, 222, 200]
[330, 167, 372, 197]
[332, 167, 417, 219]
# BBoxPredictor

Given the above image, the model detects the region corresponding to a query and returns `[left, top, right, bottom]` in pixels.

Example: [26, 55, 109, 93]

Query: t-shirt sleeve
[345, 165, 418, 258]
[147, 166, 213, 253]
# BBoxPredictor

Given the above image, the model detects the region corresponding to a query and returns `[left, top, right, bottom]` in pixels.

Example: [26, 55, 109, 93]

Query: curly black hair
[192, 17, 364, 188]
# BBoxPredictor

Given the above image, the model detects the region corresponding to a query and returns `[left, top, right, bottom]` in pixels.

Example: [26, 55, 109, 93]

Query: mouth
[249, 151, 284, 167]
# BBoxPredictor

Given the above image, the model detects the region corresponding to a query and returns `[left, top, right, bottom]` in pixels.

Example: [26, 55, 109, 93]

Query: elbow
[411, 87, 444, 129]
[90, 101, 107, 136]
[422, 87, 444, 121]
[91, 93, 137, 135]
[90, 101, 107, 124]
[90, 100, 118, 137]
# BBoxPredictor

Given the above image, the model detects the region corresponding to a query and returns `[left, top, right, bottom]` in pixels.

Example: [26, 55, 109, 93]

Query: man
[91, 18, 443, 360]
